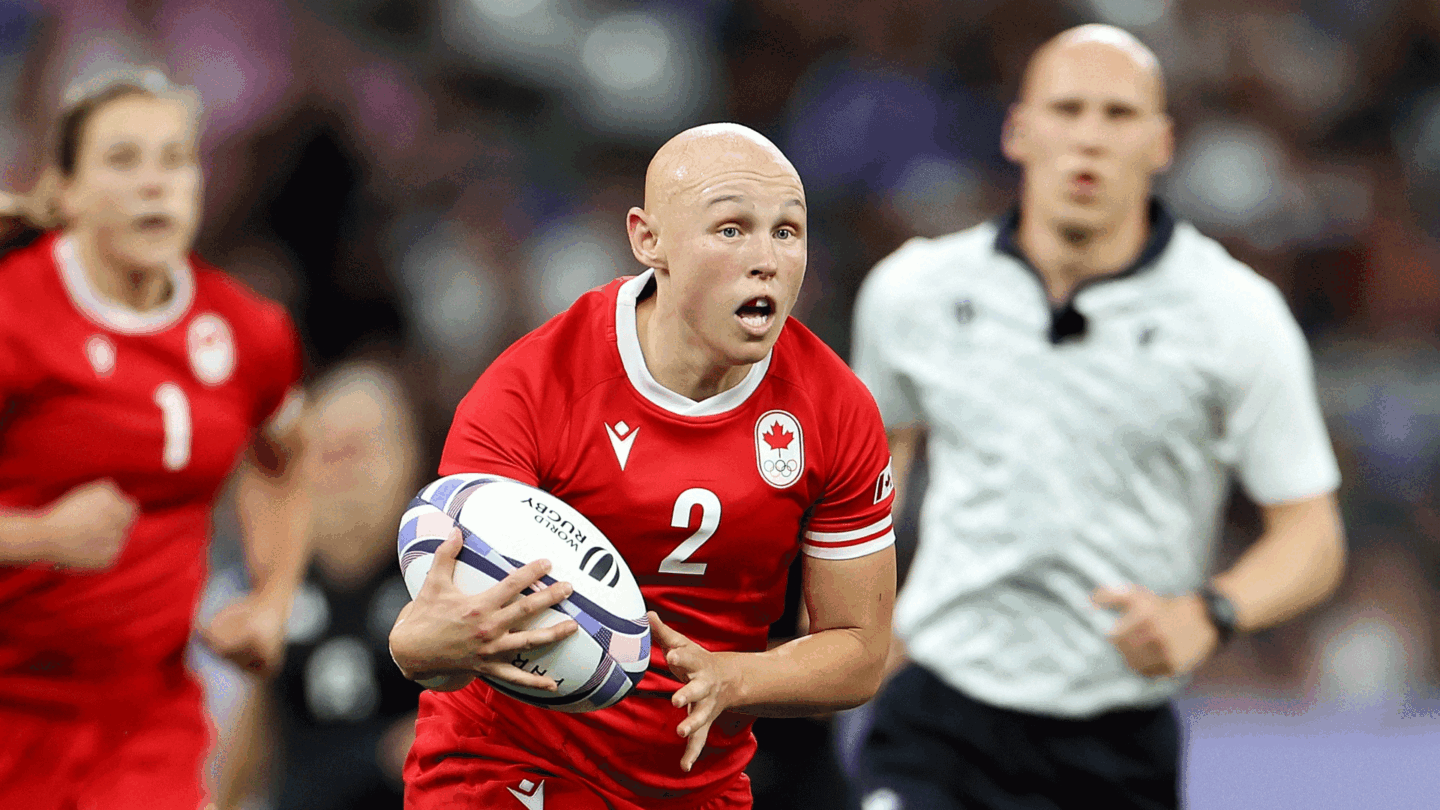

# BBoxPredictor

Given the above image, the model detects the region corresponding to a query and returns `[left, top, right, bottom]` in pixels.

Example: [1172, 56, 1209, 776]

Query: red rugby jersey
[432, 270, 895, 801]
[0, 233, 302, 709]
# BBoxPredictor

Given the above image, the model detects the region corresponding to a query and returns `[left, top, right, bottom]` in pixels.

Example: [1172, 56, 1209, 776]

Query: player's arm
[0, 480, 138, 569]
[746, 546, 897, 712]
[650, 548, 897, 772]
[388, 363, 580, 691]
[199, 400, 313, 676]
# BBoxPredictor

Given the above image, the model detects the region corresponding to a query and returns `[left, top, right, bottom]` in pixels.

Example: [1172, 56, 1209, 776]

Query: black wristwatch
[1198, 585, 1239, 645]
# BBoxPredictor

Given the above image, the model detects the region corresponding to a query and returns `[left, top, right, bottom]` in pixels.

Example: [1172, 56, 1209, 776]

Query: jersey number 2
[661, 488, 720, 576]
[154, 383, 192, 471]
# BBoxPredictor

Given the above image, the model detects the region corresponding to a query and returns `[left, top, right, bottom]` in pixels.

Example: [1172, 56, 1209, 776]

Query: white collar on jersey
[53, 235, 196, 335]
[614, 269, 773, 417]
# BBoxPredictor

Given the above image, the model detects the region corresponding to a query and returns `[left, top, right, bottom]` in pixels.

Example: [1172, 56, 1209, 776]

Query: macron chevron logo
[508, 778, 544, 809]
[604, 421, 639, 471]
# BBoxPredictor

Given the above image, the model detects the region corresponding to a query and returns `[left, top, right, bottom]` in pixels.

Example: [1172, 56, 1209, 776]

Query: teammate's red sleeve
[801, 379, 896, 560]
[438, 357, 544, 487]
[250, 303, 304, 430]
[0, 301, 34, 405]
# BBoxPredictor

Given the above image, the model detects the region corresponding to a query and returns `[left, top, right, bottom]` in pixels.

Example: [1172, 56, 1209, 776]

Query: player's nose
[1072, 110, 1108, 156]
[747, 235, 779, 278]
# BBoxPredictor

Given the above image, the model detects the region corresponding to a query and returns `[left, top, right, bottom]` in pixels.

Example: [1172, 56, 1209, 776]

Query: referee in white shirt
[849, 24, 1346, 810]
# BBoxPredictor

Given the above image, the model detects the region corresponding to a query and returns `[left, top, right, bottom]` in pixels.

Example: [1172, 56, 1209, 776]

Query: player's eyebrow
[704, 195, 806, 210]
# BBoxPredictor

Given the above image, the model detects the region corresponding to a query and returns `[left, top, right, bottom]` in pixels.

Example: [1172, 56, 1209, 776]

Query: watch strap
[1198, 585, 1238, 644]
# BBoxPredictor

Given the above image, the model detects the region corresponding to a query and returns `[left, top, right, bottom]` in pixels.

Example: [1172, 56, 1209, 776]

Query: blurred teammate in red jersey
[388, 124, 898, 809]
[0, 71, 312, 809]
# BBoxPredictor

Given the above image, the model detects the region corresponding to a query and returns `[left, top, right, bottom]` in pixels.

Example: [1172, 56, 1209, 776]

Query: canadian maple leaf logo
[762, 421, 794, 451]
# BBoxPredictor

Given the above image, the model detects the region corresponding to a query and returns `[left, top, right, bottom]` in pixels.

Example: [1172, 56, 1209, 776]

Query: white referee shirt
[853, 203, 1341, 718]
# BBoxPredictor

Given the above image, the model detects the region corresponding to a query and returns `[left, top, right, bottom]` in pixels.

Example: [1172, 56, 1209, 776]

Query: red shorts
[405, 754, 752, 810]
[0, 677, 210, 810]
[406, 692, 753, 810]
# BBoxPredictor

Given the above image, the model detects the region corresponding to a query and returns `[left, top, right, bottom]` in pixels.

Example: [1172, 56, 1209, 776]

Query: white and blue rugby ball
[397, 473, 650, 712]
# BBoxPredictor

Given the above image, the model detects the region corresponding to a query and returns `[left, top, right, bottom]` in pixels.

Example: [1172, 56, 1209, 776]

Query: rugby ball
[396, 473, 650, 712]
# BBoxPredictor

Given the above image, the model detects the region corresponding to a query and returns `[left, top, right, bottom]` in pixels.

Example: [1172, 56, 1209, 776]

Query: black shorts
[856, 664, 1180, 810]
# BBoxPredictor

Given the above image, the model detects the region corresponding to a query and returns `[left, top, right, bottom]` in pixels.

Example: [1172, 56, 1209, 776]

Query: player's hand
[36, 479, 138, 570]
[200, 593, 291, 677]
[649, 611, 745, 773]
[1092, 584, 1218, 678]
[388, 531, 579, 690]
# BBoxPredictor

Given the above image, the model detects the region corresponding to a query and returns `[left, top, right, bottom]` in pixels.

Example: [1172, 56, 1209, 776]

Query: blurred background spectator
[6, 0, 1440, 807]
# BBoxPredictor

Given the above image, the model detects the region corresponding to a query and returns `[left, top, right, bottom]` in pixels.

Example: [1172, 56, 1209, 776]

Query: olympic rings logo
[763, 459, 800, 474]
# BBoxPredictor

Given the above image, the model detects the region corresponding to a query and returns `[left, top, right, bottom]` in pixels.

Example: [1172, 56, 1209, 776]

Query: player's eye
[1107, 104, 1137, 120]
[1051, 100, 1082, 116]
[775, 227, 796, 240]
[105, 145, 140, 169]
[720, 226, 741, 238]
[160, 145, 191, 170]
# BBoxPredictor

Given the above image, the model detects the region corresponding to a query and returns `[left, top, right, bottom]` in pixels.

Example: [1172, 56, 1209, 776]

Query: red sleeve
[251, 303, 304, 429]
[801, 375, 897, 560]
[438, 353, 544, 487]
[0, 297, 34, 405]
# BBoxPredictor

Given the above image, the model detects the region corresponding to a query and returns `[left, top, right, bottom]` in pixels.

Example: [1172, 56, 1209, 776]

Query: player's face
[1004, 44, 1171, 232]
[664, 164, 807, 366]
[59, 95, 202, 269]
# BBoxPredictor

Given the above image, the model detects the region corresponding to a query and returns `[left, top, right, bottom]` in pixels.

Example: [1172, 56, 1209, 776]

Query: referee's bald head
[1020, 24, 1166, 113]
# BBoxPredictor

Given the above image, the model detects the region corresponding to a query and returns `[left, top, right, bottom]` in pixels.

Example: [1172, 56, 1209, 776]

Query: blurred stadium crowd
[5, 0, 1440, 807]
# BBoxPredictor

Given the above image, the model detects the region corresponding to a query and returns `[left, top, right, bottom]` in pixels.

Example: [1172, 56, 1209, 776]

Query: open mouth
[736, 296, 775, 334]
[135, 214, 175, 233]
[1070, 172, 1099, 199]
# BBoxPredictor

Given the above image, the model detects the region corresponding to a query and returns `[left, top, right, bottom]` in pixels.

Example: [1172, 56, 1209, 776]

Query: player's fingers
[487, 580, 573, 628]
[482, 620, 580, 655]
[482, 559, 556, 608]
[672, 677, 710, 710]
[422, 534, 465, 595]
[648, 611, 690, 652]
[479, 663, 560, 692]
[680, 716, 715, 772]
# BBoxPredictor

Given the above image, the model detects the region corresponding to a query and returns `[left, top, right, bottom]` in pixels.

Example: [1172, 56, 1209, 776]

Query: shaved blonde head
[625, 122, 807, 399]
[1021, 24, 1166, 111]
[643, 123, 802, 216]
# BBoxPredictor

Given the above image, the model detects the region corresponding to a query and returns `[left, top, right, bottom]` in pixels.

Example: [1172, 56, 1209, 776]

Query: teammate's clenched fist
[35, 479, 138, 570]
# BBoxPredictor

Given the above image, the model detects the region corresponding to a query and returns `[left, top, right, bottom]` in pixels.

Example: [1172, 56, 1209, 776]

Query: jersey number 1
[154, 383, 192, 471]
[661, 488, 720, 576]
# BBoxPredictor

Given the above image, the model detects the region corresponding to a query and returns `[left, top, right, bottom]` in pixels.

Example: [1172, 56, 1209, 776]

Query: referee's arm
[1096, 283, 1346, 680]
[1212, 493, 1346, 632]
[885, 426, 924, 519]
[1094, 494, 1344, 679]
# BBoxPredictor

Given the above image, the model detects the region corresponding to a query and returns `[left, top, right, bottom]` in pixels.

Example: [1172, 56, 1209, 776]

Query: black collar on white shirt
[993, 199, 1177, 344]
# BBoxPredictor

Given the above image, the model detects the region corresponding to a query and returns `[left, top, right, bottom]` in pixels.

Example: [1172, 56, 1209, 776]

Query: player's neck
[634, 294, 751, 401]
[1015, 201, 1150, 304]
[72, 232, 176, 312]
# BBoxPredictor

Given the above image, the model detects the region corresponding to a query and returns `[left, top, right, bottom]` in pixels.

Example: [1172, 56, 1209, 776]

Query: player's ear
[1150, 113, 1175, 173]
[627, 206, 667, 270]
[1001, 104, 1027, 164]
[50, 168, 81, 226]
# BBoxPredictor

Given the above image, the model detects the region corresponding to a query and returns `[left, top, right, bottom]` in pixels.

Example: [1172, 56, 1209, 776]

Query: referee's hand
[1092, 585, 1219, 678]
